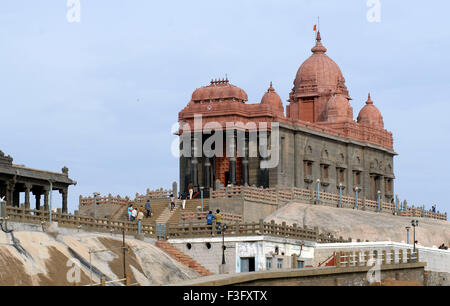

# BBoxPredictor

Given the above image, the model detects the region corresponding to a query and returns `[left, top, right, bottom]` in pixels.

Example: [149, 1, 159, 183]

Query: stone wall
[209, 198, 279, 223]
[168, 236, 316, 275]
[174, 263, 426, 286]
[275, 124, 395, 202]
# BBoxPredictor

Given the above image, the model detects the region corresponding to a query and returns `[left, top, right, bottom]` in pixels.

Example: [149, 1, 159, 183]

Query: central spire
[311, 31, 327, 54]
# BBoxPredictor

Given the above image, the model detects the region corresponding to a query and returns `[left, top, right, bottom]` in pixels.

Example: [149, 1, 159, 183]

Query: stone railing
[134, 188, 173, 204]
[79, 194, 130, 207]
[211, 186, 447, 221]
[1, 204, 353, 243]
[2, 204, 155, 237]
[79, 188, 174, 208]
[164, 219, 352, 243]
[335, 248, 419, 268]
[179, 211, 243, 224]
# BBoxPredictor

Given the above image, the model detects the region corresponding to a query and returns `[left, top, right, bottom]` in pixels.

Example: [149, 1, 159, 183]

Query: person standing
[137, 209, 144, 233]
[170, 194, 175, 211]
[145, 200, 152, 218]
[127, 204, 133, 221]
[214, 209, 223, 234]
[206, 210, 215, 235]
[131, 207, 138, 221]
[188, 182, 194, 200]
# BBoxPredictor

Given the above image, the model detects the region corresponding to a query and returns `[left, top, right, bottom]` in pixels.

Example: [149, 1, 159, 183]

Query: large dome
[292, 31, 349, 98]
[357, 94, 384, 128]
[261, 82, 284, 117]
[191, 79, 248, 102]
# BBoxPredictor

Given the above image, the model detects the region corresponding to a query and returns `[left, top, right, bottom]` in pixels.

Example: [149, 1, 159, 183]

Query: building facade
[0, 150, 76, 213]
[178, 32, 396, 202]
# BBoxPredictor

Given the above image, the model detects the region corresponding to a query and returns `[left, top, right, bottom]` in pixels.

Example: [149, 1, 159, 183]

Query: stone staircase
[167, 199, 210, 225]
[115, 199, 171, 224]
[155, 240, 212, 276]
[155, 201, 181, 225]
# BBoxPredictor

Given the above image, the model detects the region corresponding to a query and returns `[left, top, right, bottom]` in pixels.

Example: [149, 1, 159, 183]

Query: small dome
[191, 79, 248, 102]
[292, 31, 349, 97]
[326, 94, 353, 123]
[357, 94, 384, 128]
[261, 82, 284, 116]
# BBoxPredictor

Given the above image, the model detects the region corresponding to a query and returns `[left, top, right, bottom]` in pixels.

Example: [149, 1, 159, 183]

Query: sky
[0, 0, 449, 214]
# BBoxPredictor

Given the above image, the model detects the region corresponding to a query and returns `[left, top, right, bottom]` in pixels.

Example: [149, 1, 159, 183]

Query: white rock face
[266, 202, 450, 248]
[0, 229, 199, 286]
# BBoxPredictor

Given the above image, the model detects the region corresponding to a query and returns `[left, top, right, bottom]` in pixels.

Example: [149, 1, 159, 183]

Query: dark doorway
[225, 171, 230, 186]
[240, 257, 256, 272]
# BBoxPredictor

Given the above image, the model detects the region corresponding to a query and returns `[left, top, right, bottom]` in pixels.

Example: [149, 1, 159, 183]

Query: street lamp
[411, 220, 419, 255]
[354, 187, 360, 210]
[316, 179, 320, 203]
[405, 226, 411, 244]
[338, 183, 343, 208]
[221, 224, 227, 265]
[93, 192, 100, 219]
[377, 190, 381, 212]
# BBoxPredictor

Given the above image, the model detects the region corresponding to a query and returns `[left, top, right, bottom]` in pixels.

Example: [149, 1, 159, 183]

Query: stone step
[155, 241, 212, 276]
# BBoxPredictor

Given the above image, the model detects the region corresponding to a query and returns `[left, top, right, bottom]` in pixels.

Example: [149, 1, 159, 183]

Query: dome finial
[268, 81, 275, 93]
[367, 93, 373, 105]
[312, 31, 327, 54]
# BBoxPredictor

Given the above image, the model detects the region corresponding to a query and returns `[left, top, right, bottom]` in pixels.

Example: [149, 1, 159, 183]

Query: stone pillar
[229, 157, 236, 185]
[6, 182, 14, 207]
[24, 184, 31, 210]
[35, 193, 41, 211]
[248, 131, 259, 186]
[380, 175, 385, 203]
[191, 133, 202, 189]
[191, 157, 198, 188]
[241, 135, 249, 186]
[204, 159, 211, 189]
[172, 181, 178, 198]
[43, 187, 50, 211]
[0, 199, 5, 218]
[242, 158, 248, 186]
[13, 189, 20, 208]
[61, 189, 68, 214]
[228, 130, 236, 186]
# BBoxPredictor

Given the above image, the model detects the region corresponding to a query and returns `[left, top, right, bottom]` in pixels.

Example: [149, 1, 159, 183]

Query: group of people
[206, 209, 223, 233]
[127, 200, 153, 222]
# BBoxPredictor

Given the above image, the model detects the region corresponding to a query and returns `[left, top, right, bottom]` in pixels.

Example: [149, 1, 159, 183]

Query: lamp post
[93, 192, 100, 219]
[316, 179, 320, 203]
[377, 190, 381, 212]
[411, 220, 419, 254]
[221, 224, 227, 265]
[200, 186, 204, 212]
[354, 187, 360, 210]
[338, 183, 343, 208]
[405, 226, 411, 244]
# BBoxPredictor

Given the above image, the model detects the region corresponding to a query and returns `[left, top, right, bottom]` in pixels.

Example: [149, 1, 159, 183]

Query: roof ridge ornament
[367, 93, 374, 105]
[311, 30, 327, 54]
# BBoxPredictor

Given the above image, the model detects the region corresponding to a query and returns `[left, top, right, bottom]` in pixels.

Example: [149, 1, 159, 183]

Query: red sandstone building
[178, 32, 395, 202]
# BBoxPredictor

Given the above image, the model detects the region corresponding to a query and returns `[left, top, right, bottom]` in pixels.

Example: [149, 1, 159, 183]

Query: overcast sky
[1, 0, 449, 214]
